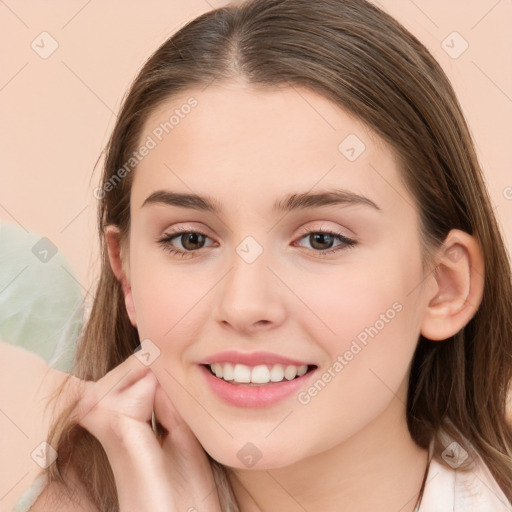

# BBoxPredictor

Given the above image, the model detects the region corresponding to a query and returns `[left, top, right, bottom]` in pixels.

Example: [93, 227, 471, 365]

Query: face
[121, 80, 433, 469]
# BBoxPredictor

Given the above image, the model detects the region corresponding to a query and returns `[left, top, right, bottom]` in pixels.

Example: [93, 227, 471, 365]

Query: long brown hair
[45, 0, 512, 509]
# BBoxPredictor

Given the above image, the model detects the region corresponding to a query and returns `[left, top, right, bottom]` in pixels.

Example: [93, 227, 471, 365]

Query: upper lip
[198, 351, 315, 367]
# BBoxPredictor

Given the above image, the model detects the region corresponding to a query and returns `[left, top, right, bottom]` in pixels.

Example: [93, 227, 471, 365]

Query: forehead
[131, 81, 413, 217]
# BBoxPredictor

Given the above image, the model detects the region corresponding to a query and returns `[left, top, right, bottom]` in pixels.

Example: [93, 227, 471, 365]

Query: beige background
[0, 1, 511, 510]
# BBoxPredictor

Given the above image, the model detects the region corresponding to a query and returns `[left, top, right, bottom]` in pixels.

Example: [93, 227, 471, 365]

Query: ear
[420, 229, 485, 341]
[104, 225, 137, 327]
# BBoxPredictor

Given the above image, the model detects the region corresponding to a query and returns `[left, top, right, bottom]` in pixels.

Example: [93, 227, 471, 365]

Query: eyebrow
[141, 188, 381, 213]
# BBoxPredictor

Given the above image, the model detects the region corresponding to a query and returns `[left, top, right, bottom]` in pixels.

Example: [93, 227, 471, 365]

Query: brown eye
[308, 232, 336, 251]
[178, 232, 207, 251]
[158, 229, 213, 257]
[295, 228, 357, 255]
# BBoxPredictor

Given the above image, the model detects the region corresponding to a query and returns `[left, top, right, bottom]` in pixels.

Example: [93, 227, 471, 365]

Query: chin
[204, 439, 304, 471]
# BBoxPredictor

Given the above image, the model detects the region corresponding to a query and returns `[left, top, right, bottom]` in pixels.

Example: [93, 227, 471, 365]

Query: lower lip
[198, 364, 317, 408]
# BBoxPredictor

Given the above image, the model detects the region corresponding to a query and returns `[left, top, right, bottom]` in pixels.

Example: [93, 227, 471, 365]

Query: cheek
[295, 253, 420, 354]
[129, 254, 204, 341]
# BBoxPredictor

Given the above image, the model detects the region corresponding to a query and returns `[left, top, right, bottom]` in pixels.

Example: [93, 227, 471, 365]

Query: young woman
[18, 0, 512, 510]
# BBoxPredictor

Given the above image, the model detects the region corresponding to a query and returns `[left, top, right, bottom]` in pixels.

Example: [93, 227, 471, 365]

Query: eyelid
[160, 221, 353, 238]
[158, 222, 212, 239]
[157, 221, 357, 260]
[295, 222, 354, 238]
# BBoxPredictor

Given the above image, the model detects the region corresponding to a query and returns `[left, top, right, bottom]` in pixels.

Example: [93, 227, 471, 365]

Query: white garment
[419, 449, 511, 511]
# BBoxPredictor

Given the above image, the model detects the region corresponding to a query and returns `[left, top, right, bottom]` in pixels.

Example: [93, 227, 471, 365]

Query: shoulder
[28, 468, 99, 512]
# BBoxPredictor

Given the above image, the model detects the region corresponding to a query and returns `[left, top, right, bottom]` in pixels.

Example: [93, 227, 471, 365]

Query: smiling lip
[199, 363, 317, 408]
[197, 350, 314, 367]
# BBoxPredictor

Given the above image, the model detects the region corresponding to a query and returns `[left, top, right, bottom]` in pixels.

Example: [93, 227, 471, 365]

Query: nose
[214, 245, 287, 334]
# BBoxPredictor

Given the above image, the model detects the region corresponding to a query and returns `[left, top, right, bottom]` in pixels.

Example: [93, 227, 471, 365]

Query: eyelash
[157, 226, 357, 258]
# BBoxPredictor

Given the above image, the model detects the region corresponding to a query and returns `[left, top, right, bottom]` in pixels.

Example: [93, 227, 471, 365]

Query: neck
[227, 380, 429, 512]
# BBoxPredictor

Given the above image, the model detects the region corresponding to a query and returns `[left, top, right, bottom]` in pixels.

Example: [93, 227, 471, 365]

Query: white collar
[418, 438, 511, 511]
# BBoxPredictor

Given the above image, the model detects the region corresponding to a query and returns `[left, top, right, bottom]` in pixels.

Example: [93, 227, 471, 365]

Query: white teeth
[251, 365, 271, 383]
[213, 363, 223, 378]
[209, 362, 310, 384]
[284, 365, 298, 380]
[297, 365, 308, 377]
[269, 365, 284, 382]
[233, 364, 251, 383]
[222, 362, 234, 380]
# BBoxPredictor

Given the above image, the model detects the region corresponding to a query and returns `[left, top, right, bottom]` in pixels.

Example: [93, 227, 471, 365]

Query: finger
[64, 354, 150, 420]
[97, 352, 152, 393]
[117, 370, 159, 423]
[76, 370, 158, 435]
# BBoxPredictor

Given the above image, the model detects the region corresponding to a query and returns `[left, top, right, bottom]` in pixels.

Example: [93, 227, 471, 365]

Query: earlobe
[420, 229, 484, 341]
[104, 226, 137, 327]
[123, 291, 137, 327]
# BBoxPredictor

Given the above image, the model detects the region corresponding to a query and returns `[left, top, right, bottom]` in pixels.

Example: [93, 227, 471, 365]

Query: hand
[72, 354, 222, 512]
